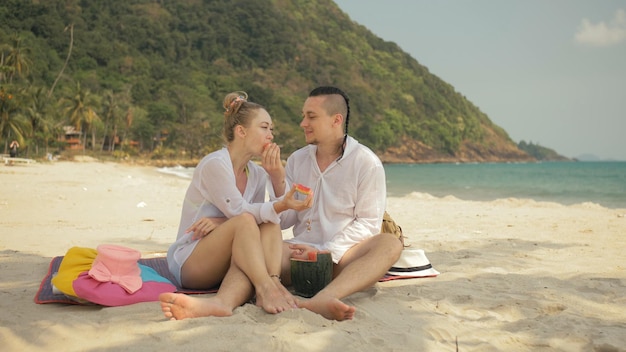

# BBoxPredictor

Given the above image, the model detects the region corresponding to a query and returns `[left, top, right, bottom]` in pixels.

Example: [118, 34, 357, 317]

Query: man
[158, 87, 401, 321]
[279, 86, 403, 321]
[9, 140, 19, 158]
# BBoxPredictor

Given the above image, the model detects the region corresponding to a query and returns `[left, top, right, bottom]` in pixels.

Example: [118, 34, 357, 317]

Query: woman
[160, 91, 311, 320]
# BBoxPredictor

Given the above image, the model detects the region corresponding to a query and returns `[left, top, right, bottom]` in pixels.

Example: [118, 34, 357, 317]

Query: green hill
[0, 0, 532, 163]
[517, 141, 570, 161]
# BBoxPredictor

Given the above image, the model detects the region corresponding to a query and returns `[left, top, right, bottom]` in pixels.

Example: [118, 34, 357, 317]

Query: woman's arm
[187, 217, 228, 240]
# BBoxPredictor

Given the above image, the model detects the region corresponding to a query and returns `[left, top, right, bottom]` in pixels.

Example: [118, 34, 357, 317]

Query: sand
[1, 159, 625, 352]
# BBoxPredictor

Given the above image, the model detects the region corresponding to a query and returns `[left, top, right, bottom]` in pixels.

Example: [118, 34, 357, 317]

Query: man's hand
[289, 243, 318, 261]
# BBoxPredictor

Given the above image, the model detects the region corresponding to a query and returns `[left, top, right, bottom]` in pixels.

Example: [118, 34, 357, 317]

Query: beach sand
[1, 160, 625, 351]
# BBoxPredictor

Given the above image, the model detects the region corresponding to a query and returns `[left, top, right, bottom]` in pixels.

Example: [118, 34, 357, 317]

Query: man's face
[300, 96, 333, 145]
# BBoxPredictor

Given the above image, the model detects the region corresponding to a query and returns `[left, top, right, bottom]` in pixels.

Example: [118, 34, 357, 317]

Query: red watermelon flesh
[294, 184, 311, 195]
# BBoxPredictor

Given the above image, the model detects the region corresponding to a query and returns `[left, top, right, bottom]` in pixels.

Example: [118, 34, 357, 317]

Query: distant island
[517, 141, 571, 161]
[575, 154, 601, 162]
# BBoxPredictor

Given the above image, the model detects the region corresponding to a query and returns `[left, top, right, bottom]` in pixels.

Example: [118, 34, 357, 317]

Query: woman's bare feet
[254, 278, 298, 314]
[274, 276, 300, 307]
[159, 293, 233, 320]
[298, 293, 356, 321]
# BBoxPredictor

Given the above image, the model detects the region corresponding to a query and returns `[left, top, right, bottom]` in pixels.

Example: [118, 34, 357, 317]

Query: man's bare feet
[254, 279, 298, 313]
[298, 293, 356, 321]
[159, 293, 233, 320]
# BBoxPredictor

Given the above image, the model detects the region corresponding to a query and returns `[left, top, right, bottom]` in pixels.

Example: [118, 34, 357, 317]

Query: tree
[100, 88, 132, 152]
[146, 102, 176, 150]
[3, 34, 31, 83]
[62, 81, 101, 151]
[49, 24, 74, 98]
[0, 85, 30, 153]
[23, 86, 55, 155]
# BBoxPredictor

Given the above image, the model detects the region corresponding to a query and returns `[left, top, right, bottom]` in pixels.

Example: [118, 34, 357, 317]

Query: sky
[334, 0, 626, 160]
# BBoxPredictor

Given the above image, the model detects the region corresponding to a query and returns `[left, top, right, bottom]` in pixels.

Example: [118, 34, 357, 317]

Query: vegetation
[518, 141, 570, 161]
[1, 0, 525, 163]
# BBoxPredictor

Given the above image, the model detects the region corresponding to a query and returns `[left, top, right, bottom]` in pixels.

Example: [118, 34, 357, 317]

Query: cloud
[574, 9, 626, 46]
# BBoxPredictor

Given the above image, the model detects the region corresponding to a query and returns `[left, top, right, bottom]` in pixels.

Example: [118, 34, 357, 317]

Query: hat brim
[386, 249, 440, 277]
[387, 266, 440, 277]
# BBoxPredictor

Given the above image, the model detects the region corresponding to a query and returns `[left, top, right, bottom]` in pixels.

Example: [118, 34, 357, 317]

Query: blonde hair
[222, 91, 265, 143]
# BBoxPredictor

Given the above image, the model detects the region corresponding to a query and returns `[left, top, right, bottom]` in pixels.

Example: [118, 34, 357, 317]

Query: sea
[157, 161, 626, 209]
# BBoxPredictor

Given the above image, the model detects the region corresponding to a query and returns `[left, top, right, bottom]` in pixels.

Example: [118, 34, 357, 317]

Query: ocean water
[384, 162, 626, 209]
[158, 161, 626, 209]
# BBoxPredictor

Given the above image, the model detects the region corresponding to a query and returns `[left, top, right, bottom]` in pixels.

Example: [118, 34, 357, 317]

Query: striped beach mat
[35, 256, 218, 305]
[36, 254, 438, 305]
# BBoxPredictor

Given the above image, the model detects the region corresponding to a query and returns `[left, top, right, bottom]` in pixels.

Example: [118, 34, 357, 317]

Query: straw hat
[387, 249, 440, 277]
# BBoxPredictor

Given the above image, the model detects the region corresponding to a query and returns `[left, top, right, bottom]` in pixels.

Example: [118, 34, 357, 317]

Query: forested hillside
[518, 141, 570, 161]
[0, 0, 532, 163]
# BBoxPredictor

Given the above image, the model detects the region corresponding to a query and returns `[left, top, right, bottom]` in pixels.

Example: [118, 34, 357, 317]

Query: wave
[156, 166, 194, 179]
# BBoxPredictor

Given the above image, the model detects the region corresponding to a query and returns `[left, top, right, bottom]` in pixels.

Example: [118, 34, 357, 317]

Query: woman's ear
[235, 124, 247, 138]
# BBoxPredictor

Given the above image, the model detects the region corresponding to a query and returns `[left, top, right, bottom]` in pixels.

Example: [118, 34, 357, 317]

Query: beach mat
[35, 256, 218, 305]
[36, 256, 437, 305]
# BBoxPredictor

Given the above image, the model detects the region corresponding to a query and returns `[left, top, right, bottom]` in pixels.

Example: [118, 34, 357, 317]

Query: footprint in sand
[539, 303, 567, 315]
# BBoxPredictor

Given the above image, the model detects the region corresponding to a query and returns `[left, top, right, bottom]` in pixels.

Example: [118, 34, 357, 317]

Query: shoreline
[155, 160, 626, 210]
[1, 160, 625, 351]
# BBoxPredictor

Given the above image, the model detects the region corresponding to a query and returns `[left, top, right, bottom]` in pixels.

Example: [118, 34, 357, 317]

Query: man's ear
[333, 113, 344, 127]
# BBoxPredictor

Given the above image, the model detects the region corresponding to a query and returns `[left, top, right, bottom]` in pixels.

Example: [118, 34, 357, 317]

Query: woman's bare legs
[159, 214, 295, 319]
[227, 215, 295, 313]
[160, 263, 252, 320]
[256, 222, 297, 309]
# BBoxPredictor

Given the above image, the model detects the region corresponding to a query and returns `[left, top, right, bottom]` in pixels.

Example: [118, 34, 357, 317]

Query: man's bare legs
[284, 233, 403, 321]
[159, 214, 295, 320]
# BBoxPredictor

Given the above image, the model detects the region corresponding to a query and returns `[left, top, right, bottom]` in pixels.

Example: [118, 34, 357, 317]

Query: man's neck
[315, 136, 345, 172]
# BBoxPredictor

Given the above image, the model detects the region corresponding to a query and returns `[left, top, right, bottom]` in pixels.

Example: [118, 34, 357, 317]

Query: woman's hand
[261, 143, 286, 196]
[288, 243, 318, 261]
[277, 186, 312, 212]
[186, 217, 227, 241]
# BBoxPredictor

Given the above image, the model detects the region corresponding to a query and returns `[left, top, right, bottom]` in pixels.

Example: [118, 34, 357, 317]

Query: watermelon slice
[294, 183, 312, 195]
[307, 250, 330, 262]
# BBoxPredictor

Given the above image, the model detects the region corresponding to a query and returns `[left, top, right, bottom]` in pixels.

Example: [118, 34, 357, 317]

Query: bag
[381, 211, 407, 247]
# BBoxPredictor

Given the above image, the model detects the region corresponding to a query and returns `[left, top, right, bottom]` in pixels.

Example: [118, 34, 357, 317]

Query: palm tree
[49, 24, 74, 98]
[63, 81, 100, 151]
[100, 90, 116, 151]
[0, 47, 11, 84]
[3, 34, 32, 83]
[100, 89, 130, 152]
[0, 85, 30, 154]
[23, 86, 55, 155]
[85, 107, 101, 150]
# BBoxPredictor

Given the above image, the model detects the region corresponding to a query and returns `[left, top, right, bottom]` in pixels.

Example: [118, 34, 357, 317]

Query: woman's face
[244, 109, 274, 154]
